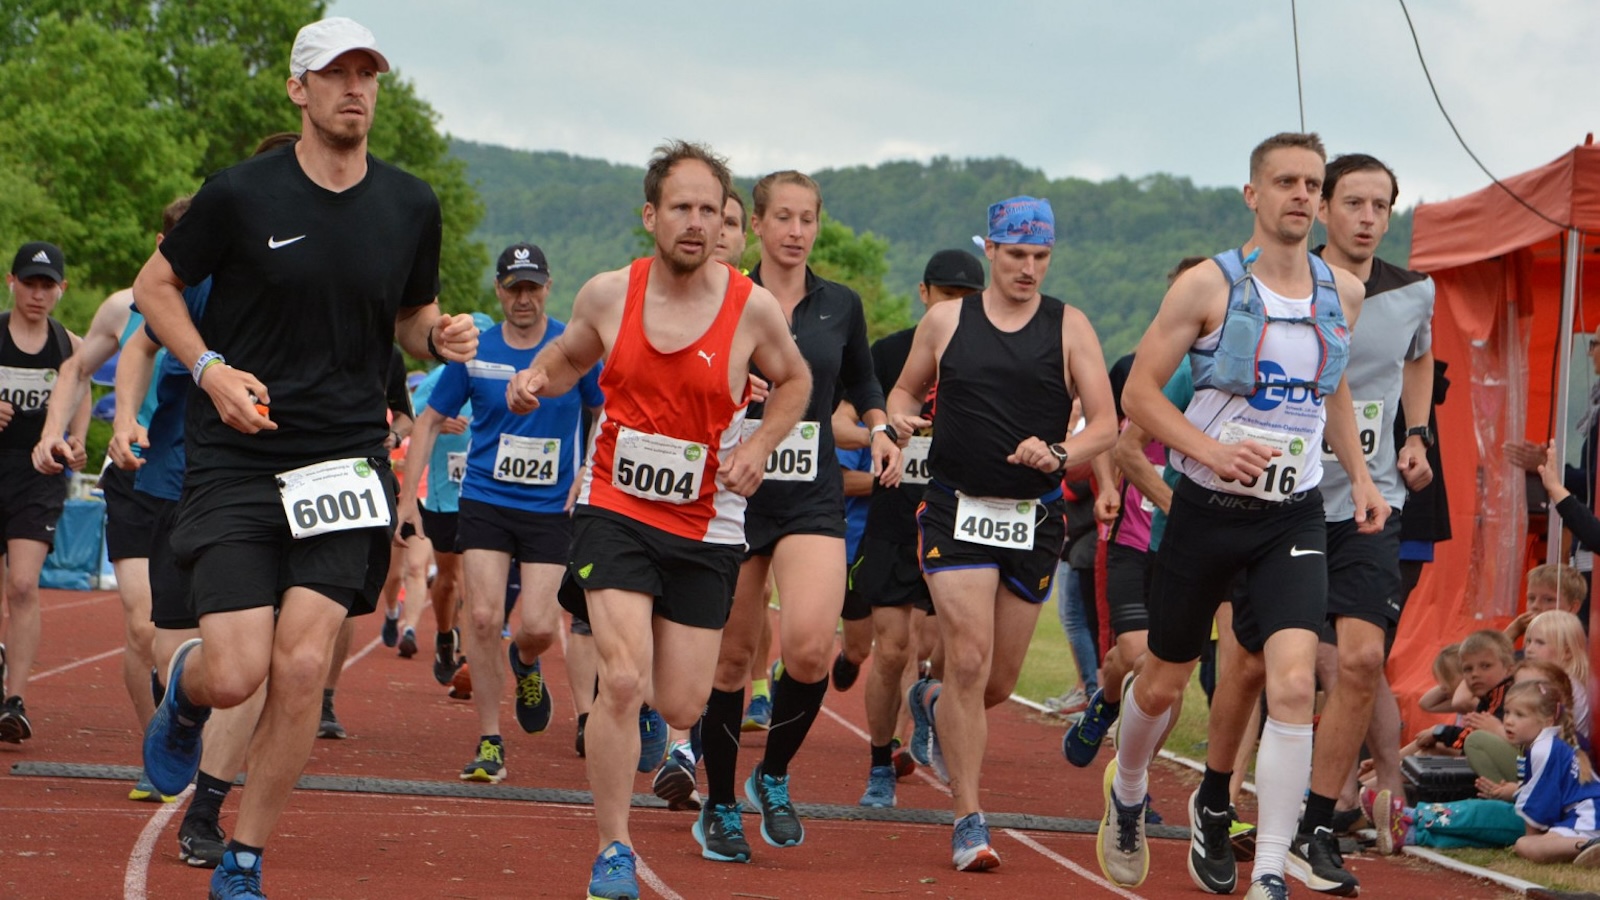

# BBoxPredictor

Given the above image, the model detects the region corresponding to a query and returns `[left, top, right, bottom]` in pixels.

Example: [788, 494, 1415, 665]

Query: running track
[0, 589, 1515, 898]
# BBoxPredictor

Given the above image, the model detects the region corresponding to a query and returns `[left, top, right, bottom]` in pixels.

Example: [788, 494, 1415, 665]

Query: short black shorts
[1105, 542, 1152, 636]
[850, 534, 933, 614]
[841, 570, 871, 622]
[418, 505, 460, 555]
[1319, 512, 1404, 634]
[745, 503, 845, 558]
[915, 487, 1065, 604]
[102, 464, 161, 560]
[0, 453, 67, 547]
[566, 507, 744, 630]
[169, 467, 396, 619]
[456, 498, 570, 565]
[147, 496, 196, 630]
[1148, 477, 1327, 660]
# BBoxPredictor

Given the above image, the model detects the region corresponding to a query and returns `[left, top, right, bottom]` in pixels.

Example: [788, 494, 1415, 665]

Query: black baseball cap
[496, 242, 550, 287]
[11, 241, 65, 283]
[922, 248, 984, 291]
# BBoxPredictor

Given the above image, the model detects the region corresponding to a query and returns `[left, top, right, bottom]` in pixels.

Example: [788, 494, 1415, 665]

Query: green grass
[1433, 847, 1600, 894]
[1014, 596, 1213, 763]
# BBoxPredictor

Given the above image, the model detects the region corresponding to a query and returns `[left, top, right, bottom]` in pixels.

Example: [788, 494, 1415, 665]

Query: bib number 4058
[615, 457, 695, 501]
[958, 516, 1028, 545]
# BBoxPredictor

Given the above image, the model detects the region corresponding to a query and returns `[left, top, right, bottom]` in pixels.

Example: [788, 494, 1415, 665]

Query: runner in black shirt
[0, 240, 84, 746]
[855, 248, 984, 810]
[132, 18, 477, 896]
[699, 170, 901, 859]
[890, 197, 1116, 871]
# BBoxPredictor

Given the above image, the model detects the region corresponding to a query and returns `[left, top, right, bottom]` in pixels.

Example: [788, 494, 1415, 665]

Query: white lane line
[32, 647, 124, 680]
[122, 786, 192, 900]
[636, 855, 685, 900]
[817, 703, 950, 795]
[1003, 828, 1149, 899]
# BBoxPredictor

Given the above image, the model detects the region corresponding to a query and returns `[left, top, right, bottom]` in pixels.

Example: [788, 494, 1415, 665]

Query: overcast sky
[330, 0, 1596, 207]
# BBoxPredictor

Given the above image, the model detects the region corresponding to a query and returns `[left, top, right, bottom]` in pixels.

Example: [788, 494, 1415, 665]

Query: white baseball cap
[290, 17, 391, 79]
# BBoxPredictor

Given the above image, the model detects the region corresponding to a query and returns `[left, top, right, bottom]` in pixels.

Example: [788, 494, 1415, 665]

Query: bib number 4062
[615, 457, 695, 501]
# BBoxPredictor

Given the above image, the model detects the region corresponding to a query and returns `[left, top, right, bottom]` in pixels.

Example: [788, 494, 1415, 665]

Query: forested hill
[451, 139, 1414, 357]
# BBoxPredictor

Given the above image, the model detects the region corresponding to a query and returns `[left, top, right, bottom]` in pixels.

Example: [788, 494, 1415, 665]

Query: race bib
[1219, 421, 1310, 502]
[901, 435, 932, 485]
[494, 435, 560, 485]
[741, 420, 820, 482]
[0, 365, 56, 413]
[613, 426, 705, 504]
[1321, 399, 1383, 463]
[446, 451, 466, 485]
[954, 493, 1037, 550]
[277, 457, 392, 539]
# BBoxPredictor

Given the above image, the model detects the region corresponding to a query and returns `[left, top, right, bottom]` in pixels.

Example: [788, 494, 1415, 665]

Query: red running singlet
[580, 258, 752, 544]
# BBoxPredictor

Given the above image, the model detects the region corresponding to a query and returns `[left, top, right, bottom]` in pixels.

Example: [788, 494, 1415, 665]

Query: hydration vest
[1190, 248, 1349, 399]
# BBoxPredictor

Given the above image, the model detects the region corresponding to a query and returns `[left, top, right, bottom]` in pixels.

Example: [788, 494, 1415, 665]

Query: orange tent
[1400, 140, 1600, 743]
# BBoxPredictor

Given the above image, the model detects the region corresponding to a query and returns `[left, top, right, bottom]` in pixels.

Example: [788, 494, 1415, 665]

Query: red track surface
[2, 588, 1516, 899]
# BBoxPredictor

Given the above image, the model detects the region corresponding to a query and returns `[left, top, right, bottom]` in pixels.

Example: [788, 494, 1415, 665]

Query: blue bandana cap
[986, 196, 1055, 246]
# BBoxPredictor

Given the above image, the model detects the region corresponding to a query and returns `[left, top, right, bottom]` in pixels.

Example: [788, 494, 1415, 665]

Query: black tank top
[0, 314, 71, 452]
[929, 294, 1072, 499]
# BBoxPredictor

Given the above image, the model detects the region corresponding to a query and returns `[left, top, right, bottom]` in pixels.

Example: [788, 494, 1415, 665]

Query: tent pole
[1549, 228, 1581, 563]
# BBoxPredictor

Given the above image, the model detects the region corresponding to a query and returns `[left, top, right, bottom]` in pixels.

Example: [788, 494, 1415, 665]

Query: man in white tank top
[1095, 133, 1386, 900]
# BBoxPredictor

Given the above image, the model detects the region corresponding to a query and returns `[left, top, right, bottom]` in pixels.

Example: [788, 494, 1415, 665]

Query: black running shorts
[102, 464, 161, 561]
[456, 499, 571, 565]
[566, 507, 744, 630]
[915, 487, 1065, 604]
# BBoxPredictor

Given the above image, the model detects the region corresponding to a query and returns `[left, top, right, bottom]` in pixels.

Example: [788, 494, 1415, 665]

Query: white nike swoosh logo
[268, 235, 306, 249]
[1288, 546, 1323, 557]
[819, 314, 833, 320]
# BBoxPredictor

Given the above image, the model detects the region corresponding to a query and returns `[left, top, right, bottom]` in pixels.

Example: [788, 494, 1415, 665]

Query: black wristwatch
[1048, 442, 1070, 473]
[1404, 425, 1435, 448]
[871, 423, 899, 444]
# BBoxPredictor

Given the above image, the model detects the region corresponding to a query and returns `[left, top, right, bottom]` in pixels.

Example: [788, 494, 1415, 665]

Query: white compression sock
[1250, 716, 1314, 881]
[1112, 683, 1172, 807]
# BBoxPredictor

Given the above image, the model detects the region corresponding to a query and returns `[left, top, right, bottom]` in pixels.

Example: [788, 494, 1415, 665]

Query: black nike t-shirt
[158, 144, 441, 483]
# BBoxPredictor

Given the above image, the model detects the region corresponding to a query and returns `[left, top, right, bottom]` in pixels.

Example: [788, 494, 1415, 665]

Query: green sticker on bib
[1288, 438, 1305, 457]
[684, 445, 703, 462]
[1362, 403, 1380, 419]
[353, 459, 372, 478]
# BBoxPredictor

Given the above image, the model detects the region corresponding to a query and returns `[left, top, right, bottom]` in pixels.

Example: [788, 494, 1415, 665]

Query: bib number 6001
[293, 488, 383, 532]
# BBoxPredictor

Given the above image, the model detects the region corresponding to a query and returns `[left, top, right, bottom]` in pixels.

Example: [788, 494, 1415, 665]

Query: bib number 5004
[615, 456, 695, 501]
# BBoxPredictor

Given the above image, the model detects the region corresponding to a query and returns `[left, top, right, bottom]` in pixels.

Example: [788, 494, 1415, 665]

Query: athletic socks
[1112, 684, 1172, 808]
[1301, 790, 1337, 835]
[1197, 766, 1233, 817]
[750, 677, 769, 700]
[870, 742, 893, 769]
[1251, 717, 1314, 881]
[186, 771, 233, 825]
[701, 687, 745, 807]
[762, 668, 828, 779]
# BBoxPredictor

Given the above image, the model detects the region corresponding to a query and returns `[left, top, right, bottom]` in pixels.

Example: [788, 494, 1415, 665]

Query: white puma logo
[697, 350, 716, 367]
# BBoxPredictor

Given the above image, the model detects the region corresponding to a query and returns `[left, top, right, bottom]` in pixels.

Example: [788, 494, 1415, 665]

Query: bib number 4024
[615, 456, 695, 501]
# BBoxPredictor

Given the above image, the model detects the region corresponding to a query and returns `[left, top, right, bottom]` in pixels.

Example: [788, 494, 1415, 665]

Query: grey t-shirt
[1316, 250, 1434, 520]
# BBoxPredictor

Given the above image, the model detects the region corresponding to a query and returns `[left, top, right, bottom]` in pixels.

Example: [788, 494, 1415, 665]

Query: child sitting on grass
[1505, 679, 1600, 864]
[1524, 610, 1592, 742]
[1402, 630, 1514, 767]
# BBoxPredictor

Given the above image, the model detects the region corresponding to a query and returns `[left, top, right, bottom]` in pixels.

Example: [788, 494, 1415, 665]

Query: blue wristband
[192, 350, 224, 386]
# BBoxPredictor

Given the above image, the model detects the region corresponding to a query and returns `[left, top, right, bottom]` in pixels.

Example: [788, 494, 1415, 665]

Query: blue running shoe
[587, 841, 639, 900]
[128, 770, 176, 803]
[652, 742, 700, 811]
[907, 677, 938, 768]
[381, 611, 399, 648]
[859, 765, 896, 808]
[637, 706, 668, 773]
[508, 644, 552, 734]
[694, 801, 752, 863]
[744, 762, 803, 847]
[208, 847, 265, 899]
[1063, 687, 1120, 768]
[952, 811, 1001, 871]
[741, 694, 772, 732]
[144, 637, 209, 797]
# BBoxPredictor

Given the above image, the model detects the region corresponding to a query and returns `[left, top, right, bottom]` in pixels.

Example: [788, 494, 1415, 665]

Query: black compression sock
[762, 669, 828, 779]
[700, 688, 744, 807]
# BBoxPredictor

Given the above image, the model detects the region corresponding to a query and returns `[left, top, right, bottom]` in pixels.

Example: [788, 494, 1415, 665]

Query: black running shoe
[1288, 826, 1360, 896]
[831, 651, 860, 692]
[0, 695, 31, 744]
[1186, 790, 1237, 894]
[397, 627, 418, 659]
[178, 815, 226, 868]
[694, 801, 752, 863]
[432, 631, 462, 685]
[317, 698, 346, 740]
[745, 763, 804, 847]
